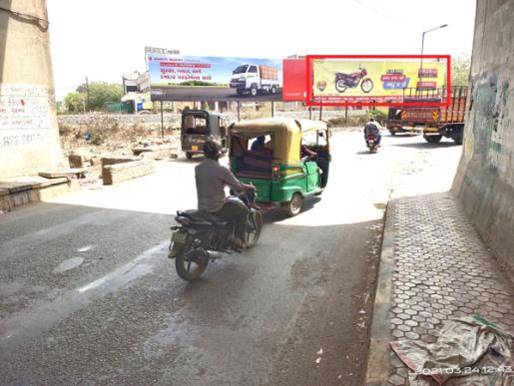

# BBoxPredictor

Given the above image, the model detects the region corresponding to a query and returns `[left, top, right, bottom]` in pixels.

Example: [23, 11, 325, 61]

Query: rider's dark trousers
[212, 200, 249, 241]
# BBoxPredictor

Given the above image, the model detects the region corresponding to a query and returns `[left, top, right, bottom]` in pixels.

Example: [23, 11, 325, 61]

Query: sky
[47, 0, 477, 100]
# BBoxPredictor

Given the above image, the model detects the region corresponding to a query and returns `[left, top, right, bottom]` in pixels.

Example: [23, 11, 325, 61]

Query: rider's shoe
[228, 235, 244, 250]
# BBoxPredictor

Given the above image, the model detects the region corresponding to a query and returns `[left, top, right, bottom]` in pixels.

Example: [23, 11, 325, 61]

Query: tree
[64, 91, 86, 113]
[64, 82, 123, 112]
[452, 55, 471, 86]
[72, 81, 123, 111]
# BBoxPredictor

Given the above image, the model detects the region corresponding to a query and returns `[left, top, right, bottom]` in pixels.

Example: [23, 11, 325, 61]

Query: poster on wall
[307, 56, 450, 106]
[147, 51, 283, 101]
[0, 84, 52, 149]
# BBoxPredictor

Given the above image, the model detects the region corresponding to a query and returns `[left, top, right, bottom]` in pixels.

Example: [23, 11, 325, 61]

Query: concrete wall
[0, 0, 65, 179]
[453, 0, 514, 271]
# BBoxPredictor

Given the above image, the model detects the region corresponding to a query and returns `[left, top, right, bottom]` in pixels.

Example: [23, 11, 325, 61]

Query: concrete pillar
[453, 0, 514, 272]
[0, 0, 65, 179]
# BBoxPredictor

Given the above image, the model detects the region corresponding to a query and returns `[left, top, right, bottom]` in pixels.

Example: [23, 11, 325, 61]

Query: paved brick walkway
[387, 193, 514, 385]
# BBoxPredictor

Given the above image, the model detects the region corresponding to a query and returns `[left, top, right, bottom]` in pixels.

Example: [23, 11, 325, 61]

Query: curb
[364, 200, 395, 385]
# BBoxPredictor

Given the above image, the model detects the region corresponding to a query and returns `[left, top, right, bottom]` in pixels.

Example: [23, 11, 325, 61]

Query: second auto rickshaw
[228, 118, 330, 216]
[181, 108, 229, 159]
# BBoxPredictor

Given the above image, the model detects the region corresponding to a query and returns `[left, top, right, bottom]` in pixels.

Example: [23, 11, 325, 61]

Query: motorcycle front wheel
[335, 80, 347, 93]
[175, 248, 209, 281]
[361, 78, 374, 93]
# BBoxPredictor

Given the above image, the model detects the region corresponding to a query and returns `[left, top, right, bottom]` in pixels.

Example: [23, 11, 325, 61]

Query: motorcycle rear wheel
[175, 248, 209, 281]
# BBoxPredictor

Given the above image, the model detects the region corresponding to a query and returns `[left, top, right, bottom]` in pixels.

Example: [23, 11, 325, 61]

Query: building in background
[121, 71, 153, 113]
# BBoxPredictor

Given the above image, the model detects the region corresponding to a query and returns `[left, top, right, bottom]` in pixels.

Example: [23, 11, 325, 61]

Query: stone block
[102, 160, 154, 185]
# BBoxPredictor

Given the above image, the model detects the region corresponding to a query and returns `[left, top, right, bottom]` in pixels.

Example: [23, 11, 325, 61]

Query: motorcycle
[168, 190, 263, 281]
[366, 134, 379, 153]
[335, 67, 374, 94]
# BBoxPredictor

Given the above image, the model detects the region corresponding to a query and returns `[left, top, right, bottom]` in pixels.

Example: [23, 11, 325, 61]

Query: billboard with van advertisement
[147, 52, 283, 101]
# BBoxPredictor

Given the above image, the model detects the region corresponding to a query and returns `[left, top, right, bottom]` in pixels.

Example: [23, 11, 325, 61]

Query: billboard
[306, 55, 451, 107]
[147, 52, 283, 101]
[282, 58, 307, 101]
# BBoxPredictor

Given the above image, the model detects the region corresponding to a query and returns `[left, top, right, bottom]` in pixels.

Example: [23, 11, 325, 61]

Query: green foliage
[452, 55, 470, 86]
[64, 91, 86, 113]
[64, 82, 123, 112]
[368, 109, 387, 123]
[85, 82, 123, 110]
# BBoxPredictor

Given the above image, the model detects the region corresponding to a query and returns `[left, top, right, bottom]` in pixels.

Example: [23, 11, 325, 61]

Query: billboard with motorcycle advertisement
[146, 51, 283, 101]
[307, 55, 451, 107]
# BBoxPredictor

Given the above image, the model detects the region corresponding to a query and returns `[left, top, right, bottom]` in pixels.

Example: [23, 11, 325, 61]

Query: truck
[386, 86, 468, 144]
[229, 64, 280, 97]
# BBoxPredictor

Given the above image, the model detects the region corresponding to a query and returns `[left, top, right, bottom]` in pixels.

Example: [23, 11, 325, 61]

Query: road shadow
[388, 133, 419, 137]
[262, 195, 322, 223]
[391, 141, 460, 149]
[173, 217, 384, 386]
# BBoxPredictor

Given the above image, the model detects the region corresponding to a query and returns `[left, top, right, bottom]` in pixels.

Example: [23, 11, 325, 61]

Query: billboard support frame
[160, 100, 164, 138]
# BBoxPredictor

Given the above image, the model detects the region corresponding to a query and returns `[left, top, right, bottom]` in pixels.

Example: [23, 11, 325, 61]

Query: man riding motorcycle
[195, 139, 255, 249]
[363, 118, 382, 146]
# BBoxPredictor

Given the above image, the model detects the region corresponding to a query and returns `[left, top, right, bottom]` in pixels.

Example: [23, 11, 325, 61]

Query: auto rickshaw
[228, 118, 331, 216]
[181, 109, 229, 159]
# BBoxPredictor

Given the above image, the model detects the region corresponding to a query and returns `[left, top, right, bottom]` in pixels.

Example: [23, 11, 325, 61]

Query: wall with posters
[0, 0, 65, 179]
[310, 58, 447, 104]
[146, 52, 283, 101]
[453, 0, 514, 272]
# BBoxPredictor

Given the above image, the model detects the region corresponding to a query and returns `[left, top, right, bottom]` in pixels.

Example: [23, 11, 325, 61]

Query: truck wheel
[271, 85, 277, 94]
[454, 135, 463, 145]
[285, 193, 303, 217]
[250, 84, 258, 97]
[424, 135, 442, 144]
[389, 130, 396, 136]
[186, 152, 193, 159]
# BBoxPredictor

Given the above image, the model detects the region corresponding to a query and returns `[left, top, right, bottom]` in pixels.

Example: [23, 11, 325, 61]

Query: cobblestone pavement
[387, 192, 514, 385]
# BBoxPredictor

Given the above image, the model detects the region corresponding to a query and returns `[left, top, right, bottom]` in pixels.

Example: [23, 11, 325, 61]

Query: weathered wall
[453, 0, 514, 271]
[0, 0, 65, 179]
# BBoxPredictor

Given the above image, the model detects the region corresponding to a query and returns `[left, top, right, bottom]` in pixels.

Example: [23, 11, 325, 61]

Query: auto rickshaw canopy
[229, 118, 328, 164]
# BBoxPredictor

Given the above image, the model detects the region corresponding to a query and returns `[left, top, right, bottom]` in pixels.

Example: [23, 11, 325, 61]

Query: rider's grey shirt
[195, 159, 244, 213]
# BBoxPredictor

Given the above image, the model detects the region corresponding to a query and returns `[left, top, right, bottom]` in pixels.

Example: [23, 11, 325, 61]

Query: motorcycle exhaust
[207, 250, 223, 261]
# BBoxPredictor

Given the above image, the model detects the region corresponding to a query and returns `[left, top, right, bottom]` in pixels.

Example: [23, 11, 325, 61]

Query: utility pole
[85, 76, 90, 112]
[420, 24, 448, 76]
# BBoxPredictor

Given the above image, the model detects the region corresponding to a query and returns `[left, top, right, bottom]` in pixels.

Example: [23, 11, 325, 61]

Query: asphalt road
[0, 131, 461, 385]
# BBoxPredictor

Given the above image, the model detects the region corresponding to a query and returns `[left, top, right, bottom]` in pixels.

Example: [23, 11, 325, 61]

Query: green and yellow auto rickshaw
[228, 118, 331, 216]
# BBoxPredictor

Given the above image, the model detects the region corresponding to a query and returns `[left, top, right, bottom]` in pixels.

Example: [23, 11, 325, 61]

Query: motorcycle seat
[177, 210, 228, 226]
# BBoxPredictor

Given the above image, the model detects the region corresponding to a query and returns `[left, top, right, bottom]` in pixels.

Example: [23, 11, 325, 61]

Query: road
[0, 131, 461, 385]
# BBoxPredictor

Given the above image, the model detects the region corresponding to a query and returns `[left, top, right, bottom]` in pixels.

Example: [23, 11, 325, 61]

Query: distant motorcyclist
[195, 139, 255, 248]
[364, 118, 382, 145]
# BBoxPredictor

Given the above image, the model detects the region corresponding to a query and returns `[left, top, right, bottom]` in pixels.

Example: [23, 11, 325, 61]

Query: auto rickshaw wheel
[285, 193, 303, 217]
